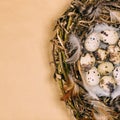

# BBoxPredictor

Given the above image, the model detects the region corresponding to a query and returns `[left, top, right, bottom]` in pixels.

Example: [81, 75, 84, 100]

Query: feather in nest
[93, 23, 118, 33]
[61, 74, 80, 101]
[109, 10, 120, 23]
[91, 100, 114, 120]
[93, 23, 120, 38]
[65, 34, 82, 64]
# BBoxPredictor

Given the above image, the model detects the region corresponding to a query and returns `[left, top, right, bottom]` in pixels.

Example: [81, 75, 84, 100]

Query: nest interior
[51, 0, 120, 120]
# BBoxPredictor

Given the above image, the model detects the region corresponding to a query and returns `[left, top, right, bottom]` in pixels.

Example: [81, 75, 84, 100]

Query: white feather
[93, 23, 118, 33]
[83, 82, 110, 100]
[109, 10, 120, 23]
[66, 34, 81, 63]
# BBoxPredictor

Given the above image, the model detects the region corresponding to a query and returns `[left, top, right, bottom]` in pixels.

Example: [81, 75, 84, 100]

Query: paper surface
[0, 0, 73, 120]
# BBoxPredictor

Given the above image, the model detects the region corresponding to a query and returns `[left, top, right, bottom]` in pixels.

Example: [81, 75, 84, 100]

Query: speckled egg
[98, 62, 114, 75]
[80, 53, 95, 71]
[113, 66, 120, 85]
[85, 32, 100, 52]
[85, 67, 100, 86]
[100, 30, 119, 44]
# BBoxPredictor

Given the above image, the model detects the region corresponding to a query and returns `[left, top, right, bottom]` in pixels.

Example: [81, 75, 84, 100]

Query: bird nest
[51, 0, 120, 120]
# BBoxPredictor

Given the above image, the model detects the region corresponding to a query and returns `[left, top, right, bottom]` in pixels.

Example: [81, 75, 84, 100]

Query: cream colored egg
[85, 67, 100, 86]
[98, 62, 114, 75]
[85, 32, 100, 52]
[80, 53, 95, 71]
[100, 30, 119, 44]
[113, 66, 120, 85]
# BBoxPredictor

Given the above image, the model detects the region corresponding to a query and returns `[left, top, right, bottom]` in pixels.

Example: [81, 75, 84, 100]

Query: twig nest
[95, 48, 108, 61]
[98, 62, 114, 75]
[85, 32, 100, 52]
[108, 45, 120, 65]
[99, 76, 117, 93]
[100, 30, 119, 45]
[52, 0, 120, 119]
[113, 66, 120, 85]
[85, 67, 100, 86]
[80, 53, 95, 71]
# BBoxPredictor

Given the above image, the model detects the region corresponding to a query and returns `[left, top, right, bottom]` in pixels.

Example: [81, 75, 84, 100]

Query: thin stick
[77, 61, 85, 83]
[78, 16, 95, 24]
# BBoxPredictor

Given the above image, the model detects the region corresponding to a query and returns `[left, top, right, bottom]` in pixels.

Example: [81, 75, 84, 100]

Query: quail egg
[85, 32, 100, 52]
[100, 30, 119, 44]
[113, 66, 120, 85]
[80, 53, 95, 71]
[99, 76, 117, 93]
[98, 62, 114, 75]
[107, 45, 120, 65]
[85, 67, 100, 86]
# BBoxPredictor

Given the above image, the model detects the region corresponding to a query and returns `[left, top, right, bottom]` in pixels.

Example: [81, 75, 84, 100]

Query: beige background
[0, 0, 73, 120]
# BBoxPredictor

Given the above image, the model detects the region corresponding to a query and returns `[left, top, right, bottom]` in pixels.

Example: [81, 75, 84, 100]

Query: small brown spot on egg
[105, 71, 109, 74]
[100, 79, 104, 84]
